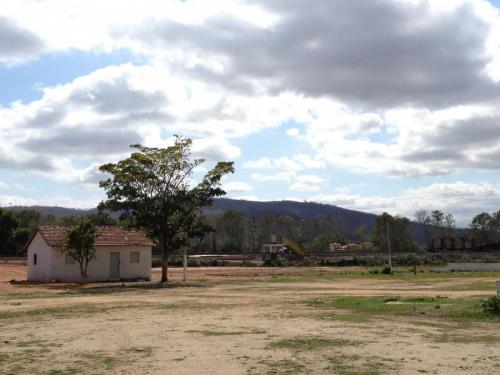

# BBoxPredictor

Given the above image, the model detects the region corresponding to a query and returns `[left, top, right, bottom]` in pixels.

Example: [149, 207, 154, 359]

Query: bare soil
[1, 264, 499, 374]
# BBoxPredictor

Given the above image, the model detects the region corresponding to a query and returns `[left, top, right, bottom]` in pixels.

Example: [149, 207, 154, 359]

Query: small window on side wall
[33, 253, 37, 265]
[65, 254, 76, 265]
[130, 251, 140, 263]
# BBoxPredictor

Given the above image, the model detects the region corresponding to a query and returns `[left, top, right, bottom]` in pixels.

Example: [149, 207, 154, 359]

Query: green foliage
[64, 220, 98, 282]
[99, 135, 234, 282]
[0, 208, 18, 255]
[470, 210, 500, 246]
[381, 266, 393, 275]
[263, 257, 285, 267]
[309, 295, 500, 323]
[216, 210, 247, 251]
[195, 212, 348, 254]
[372, 212, 417, 252]
[267, 336, 354, 351]
[482, 296, 500, 316]
[309, 232, 342, 252]
[415, 209, 456, 249]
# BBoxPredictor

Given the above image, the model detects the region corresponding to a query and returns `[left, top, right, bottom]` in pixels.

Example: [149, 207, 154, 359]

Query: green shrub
[263, 258, 284, 267]
[482, 296, 500, 316]
[381, 266, 393, 275]
[169, 256, 183, 267]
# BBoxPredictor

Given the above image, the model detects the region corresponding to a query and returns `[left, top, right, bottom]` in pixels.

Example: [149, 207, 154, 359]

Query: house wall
[50, 245, 152, 282]
[27, 232, 52, 282]
[446, 262, 500, 272]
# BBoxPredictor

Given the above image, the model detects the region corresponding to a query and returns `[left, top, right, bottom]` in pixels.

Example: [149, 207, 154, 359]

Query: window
[130, 251, 140, 263]
[33, 253, 37, 265]
[65, 254, 76, 265]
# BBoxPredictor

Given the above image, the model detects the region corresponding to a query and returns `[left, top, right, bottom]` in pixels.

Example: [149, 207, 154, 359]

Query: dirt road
[1, 264, 499, 374]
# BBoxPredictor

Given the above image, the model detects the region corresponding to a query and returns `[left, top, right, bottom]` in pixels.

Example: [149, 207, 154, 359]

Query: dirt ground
[1, 263, 500, 374]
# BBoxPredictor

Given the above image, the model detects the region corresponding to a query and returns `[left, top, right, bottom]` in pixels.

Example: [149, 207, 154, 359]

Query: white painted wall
[27, 231, 152, 283]
[27, 232, 52, 282]
[49, 245, 152, 282]
[447, 263, 500, 272]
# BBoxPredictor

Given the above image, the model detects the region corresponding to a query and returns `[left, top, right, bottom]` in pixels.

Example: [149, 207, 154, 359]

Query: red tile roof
[29, 226, 154, 247]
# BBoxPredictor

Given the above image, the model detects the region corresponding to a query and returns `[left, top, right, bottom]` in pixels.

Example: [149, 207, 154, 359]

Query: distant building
[329, 242, 374, 252]
[26, 226, 153, 282]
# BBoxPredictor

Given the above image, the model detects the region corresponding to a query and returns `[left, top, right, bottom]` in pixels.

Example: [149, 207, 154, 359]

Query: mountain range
[5, 198, 426, 242]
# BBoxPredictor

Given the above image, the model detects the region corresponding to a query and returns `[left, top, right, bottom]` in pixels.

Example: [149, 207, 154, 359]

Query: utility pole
[183, 247, 188, 283]
[251, 216, 255, 253]
[386, 215, 392, 274]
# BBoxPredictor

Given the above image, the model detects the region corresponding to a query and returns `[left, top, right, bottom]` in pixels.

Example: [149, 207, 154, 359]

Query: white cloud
[251, 170, 326, 193]
[286, 127, 300, 137]
[0, 15, 45, 63]
[0, 180, 7, 189]
[227, 195, 263, 202]
[2, 0, 500, 180]
[1, 0, 500, 213]
[289, 175, 326, 192]
[311, 181, 500, 225]
[223, 181, 253, 194]
[243, 158, 273, 169]
[191, 138, 241, 161]
[245, 154, 325, 172]
[0, 194, 100, 209]
[251, 171, 295, 183]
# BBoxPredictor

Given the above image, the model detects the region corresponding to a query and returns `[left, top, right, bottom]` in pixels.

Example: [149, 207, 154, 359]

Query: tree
[415, 209, 432, 248]
[64, 220, 98, 282]
[429, 210, 455, 238]
[470, 211, 500, 246]
[99, 136, 234, 283]
[10, 209, 41, 255]
[0, 208, 18, 256]
[216, 210, 247, 251]
[373, 212, 416, 252]
[416, 209, 456, 249]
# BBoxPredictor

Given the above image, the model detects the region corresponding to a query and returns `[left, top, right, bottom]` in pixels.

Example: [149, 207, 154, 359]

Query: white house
[26, 226, 153, 282]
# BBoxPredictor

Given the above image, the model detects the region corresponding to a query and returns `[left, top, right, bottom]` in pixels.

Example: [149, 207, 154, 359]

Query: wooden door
[110, 252, 120, 279]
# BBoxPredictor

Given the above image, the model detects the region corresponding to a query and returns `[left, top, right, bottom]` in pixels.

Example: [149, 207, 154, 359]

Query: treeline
[192, 210, 425, 253]
[415, 209, 500, 249]
[150, 208, 500, 253]
[2, 206, 500, 256]
[0, 209, 117, 256]
[192, 211, 349, 253]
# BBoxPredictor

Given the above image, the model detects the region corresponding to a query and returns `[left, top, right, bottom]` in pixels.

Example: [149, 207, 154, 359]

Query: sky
[1, 0, 500, 225]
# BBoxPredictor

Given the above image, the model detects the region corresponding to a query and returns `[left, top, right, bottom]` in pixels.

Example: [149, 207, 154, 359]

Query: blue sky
[1, 0, 500, 225]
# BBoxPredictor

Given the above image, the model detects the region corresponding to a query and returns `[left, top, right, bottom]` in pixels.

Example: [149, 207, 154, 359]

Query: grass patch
[186, 329, 266, 336]
[0, 302, 149, 321]
[430, 334, 500, 344]
[440, 281, 497, 292]
[0, 301, 223, 322]
[126, 346, 153, 356]
[254, 359, 305, 375]
[308, 296, 500, 323]
[328, 354, 398, 375]
[260, 270, 500, 284]
[44, 368, 81, 375]
[0, 342, 153, 375]
[323, 312, 372, 323]
[268, 336, 356, 352]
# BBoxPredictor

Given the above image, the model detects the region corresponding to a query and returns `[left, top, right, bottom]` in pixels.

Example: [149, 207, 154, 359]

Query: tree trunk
[79, 262, 86, 284]
[159, 234, 168, 283]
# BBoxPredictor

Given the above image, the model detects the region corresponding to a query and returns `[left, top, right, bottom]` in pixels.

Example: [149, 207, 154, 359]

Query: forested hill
[207, 198, 379, 227]
[8, 199, 379, 224]
[6, 199, 423, 241]
[6, 205, 97, 217]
